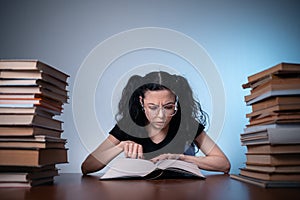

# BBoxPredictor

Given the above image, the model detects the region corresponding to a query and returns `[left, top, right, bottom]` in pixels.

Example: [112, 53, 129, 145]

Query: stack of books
[231, 62, 300, 188]
[0, 60, 69, 187]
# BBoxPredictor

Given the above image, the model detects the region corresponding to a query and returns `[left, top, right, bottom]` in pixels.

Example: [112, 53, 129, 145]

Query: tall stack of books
[231, 62, 300, 188]
[0, 60, 69, 187]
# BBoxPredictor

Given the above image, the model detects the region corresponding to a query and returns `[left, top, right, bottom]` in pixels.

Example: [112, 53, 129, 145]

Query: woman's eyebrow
[163, 102, 175, 106]
[146, 101, 175, 106]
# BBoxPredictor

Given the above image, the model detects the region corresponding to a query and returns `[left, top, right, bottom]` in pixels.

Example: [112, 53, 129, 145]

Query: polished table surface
[1, 173, 299, 200]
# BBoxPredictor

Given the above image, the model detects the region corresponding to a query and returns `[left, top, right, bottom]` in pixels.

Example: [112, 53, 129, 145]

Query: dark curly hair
[115, 71, 209, 144]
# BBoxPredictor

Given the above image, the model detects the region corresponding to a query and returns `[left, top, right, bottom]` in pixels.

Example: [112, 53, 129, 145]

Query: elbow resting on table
[81, 160, 93, 175]
[81, 155, 106, 175]
[81, 163, 89, 175]
[221, 157, 231, 174]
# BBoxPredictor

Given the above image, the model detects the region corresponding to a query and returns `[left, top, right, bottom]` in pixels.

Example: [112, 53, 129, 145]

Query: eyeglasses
[142, 96, 178, 117]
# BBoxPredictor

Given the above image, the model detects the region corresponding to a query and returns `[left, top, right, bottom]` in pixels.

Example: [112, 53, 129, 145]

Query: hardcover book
[100, 158, 205, 180]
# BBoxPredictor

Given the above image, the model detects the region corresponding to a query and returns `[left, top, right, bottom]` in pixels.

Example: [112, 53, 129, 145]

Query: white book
[100, 158, 205, 180]
[243, 124, 300, 134]
[246, 89, 300, 105]
[241, 127, 300, 145]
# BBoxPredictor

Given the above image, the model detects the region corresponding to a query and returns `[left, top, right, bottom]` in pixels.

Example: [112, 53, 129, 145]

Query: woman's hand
[118, 141, 143, 159]
[150, 153, 184, 163]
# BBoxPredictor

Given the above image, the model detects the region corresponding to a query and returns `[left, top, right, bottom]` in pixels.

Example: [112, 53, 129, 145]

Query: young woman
[81, 71, 230, 175]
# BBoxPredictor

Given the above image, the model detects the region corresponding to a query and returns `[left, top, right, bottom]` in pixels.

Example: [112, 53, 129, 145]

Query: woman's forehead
[143, 90, 175, 101]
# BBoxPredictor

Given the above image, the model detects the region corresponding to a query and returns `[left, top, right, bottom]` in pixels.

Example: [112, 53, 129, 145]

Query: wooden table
[1, 173, 299, 200]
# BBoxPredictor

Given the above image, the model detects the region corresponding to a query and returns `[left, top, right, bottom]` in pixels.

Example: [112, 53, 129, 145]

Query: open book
[100, 158, 205, 180]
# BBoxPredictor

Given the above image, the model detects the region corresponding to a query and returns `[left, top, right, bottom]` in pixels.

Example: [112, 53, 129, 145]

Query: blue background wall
[1, 0, 299, 174]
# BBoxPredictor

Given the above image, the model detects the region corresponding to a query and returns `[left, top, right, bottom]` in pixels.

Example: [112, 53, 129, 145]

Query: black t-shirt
[109, 121, 204, 159]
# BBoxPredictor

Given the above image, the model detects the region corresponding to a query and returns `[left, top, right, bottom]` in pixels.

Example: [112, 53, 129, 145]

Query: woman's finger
[137, 145, 143, 159]
[131, 143, 138, 158]
[122, 141, 143, 159]
[124, 143, 129, 157]
[127, 143, 133, 157]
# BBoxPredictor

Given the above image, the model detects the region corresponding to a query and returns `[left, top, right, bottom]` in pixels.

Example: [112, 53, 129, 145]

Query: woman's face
[141, 89, 177, 131]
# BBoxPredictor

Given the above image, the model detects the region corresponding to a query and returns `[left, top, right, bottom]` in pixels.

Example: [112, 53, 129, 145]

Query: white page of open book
[100, 158, 156, 179]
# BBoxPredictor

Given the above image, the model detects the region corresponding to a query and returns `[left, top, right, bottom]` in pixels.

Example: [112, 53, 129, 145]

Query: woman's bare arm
[150, 131, 231, 173]
[81, 135, 143, 175]
[81, 135, 122, 175]
[183, 131, 231, 173]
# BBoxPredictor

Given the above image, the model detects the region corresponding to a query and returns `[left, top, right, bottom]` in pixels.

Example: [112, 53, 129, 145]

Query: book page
[100, 158, 205, 179]
[100, 158, 156, 179]
[156, 159, 204, 178]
